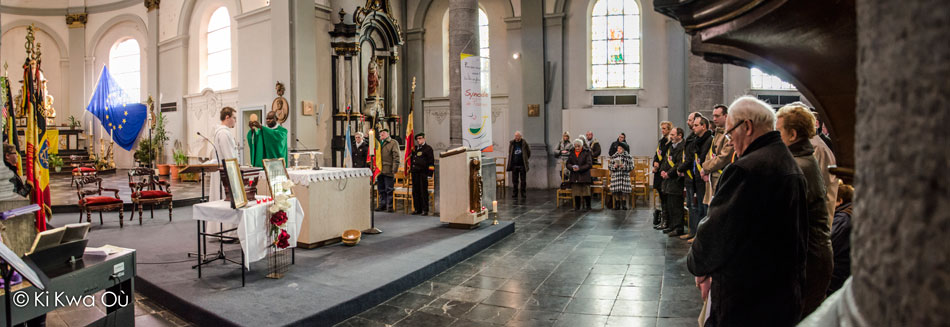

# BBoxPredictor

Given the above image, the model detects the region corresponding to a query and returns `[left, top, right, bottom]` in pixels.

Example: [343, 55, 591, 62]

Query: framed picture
[225, 159, 248, 208]
[263, 158, 294, 198]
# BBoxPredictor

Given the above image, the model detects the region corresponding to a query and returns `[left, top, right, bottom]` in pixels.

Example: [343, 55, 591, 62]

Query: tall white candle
[492, 200, 498, 213]
[368, 130, 375, 154]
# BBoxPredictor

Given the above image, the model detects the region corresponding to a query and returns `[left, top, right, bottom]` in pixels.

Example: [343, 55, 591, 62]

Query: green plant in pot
[49, 153, 64, 173]
[153, 111, 171, 175]
[134, 138, 159, 165]
[170, 148, 188, 180]
[67, 115, 81, 130]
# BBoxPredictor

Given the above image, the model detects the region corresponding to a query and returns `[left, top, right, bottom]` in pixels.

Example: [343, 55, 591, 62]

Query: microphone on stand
[295, 138, 321, 170]
[197, 132, 222, 167]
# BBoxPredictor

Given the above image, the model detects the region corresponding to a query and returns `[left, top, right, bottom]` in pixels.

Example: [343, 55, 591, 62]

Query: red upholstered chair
[128, 167, 173, 224]
[76, 176, 125, 227]
[70, 159, 97, 187]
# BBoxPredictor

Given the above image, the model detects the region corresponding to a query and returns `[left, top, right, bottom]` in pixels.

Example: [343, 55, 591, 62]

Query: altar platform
[85, 207, 514, 327]
[49, 168, 207, 212]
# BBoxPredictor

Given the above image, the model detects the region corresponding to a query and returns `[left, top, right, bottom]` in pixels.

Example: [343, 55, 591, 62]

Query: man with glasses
[687, 96, 809, 326]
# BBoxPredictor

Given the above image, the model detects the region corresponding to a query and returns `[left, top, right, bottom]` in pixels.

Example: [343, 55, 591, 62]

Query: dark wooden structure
[75, 175, 125, 227]
[128, 167, 173, 223]
[655, 0, 857, 174]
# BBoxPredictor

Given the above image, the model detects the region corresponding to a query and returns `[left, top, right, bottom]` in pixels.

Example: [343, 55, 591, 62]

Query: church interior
[0, 0, 946, 326]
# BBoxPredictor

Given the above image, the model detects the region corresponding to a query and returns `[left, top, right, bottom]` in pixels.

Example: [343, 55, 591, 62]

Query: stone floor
[48, 189, 700, 326]
[335, 191, 700, 327]
[44, 293, 192, 327]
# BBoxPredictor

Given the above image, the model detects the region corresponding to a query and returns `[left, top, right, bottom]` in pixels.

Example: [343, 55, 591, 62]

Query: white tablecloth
[287, 167, 372, 186]
[192, 196, 304, 270]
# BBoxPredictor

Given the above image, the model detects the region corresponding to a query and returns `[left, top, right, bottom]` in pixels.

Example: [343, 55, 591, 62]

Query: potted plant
[170, 148, 188, 180]
[67, 115, 81, 130]
[49, 153, 64, 173]
[134, 139, 157, 166]
[153, 111, 171, 175]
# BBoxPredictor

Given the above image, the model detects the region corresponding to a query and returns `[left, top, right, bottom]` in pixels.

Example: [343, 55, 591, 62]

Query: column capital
[144, 0, 160, 12]
[66, 13, 88, 29]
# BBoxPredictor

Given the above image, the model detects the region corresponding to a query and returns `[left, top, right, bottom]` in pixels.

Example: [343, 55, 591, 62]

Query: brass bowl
[342, 229, 361, 246]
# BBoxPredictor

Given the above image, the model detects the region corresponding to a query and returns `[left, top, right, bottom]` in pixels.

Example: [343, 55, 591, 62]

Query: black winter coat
[660, 141, 685, 195]
[352, 141, 369, 168]
[652, 136, 670, 188]
[687, 131, 809, 327]
[828, 202, 852, 295]
[566, 149, 593, 184]
[506, 139, 531, 171]
[678, 131, 712, 182]
[410, 143, 435, 176]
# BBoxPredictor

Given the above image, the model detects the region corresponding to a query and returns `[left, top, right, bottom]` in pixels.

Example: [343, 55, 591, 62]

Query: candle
[492, 201, 497, 213]
[368, 130, 376, 153]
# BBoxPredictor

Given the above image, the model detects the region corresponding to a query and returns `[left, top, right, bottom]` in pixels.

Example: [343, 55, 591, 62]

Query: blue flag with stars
[86, 66, 147, 151]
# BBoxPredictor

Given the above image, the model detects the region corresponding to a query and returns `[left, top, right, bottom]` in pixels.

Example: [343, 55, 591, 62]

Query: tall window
[750, 67, 796, 90]
[206, 7, 231, 90]
[591, 0, 640, 88]
[478, 8, 490, 92]
[109, 38, 141, 101]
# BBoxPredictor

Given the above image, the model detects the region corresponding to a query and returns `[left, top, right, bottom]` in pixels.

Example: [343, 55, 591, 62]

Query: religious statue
[247, 111, 288, 168]
[469, 158, 483, 212]
[367, 57, 379, 97]
[271, 81, 289, 124]
[41, 79, 55, 120]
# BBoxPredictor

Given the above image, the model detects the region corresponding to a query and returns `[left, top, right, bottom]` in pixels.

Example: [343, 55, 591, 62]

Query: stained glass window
[206, 7, 231, 91]
[591, 0, 640, 88]
[109, 38, 140, 101]
[750, 67, 796, 90]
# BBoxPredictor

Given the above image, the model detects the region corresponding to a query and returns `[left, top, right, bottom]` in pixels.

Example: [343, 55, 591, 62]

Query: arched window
[206, 7, 231, 90]
[591, 0, 640, 88]
[750, 67, 797, 90]
[109, 38, 141, 101]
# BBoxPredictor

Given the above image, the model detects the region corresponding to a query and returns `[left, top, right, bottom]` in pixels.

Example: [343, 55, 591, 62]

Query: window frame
[749, 67, 797, 91]
[588, 0, 642, 90]
[108, 38, 142, 102]
[205, 6, 232, 91]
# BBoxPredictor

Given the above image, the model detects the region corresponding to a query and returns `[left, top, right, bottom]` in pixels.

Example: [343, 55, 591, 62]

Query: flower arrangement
[267, 182, 295, 249]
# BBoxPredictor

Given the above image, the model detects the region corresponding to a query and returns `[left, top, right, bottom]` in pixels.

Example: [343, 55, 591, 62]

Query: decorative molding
[235, 6, 271, 27]
[505, 17, 522, 30]
[144, 0, 160, 12]
[430, 109, 449, 125]
[0, 0, 139, 16]
[158, 34, 188, 53]
[66, 13, 88, 28]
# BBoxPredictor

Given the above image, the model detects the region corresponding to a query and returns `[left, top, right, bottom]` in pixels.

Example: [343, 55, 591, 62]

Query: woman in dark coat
[609, 142, 633, 210]
[566, 139, 593, 210]
[608, 133, 629, 157]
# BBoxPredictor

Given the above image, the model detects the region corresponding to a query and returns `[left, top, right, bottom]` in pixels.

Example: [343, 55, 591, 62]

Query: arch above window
[750, 67, 797, 90]
[206, 6, 231, 91]
[109, 38, 141, 101]
[590, 0, 641, 89]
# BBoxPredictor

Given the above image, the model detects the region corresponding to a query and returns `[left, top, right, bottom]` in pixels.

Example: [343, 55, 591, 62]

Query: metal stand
[192, 220, 245, 287]
[2, 264, 12, 327]
[363, 176, 382, 234]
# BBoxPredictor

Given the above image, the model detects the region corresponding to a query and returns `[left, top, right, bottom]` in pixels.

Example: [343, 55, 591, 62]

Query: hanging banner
[460, 53, 492, 152]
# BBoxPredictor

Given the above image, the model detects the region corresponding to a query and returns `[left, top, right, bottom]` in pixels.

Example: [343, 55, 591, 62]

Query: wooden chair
[631, 167, 650, 208]
[590, 168, 610, 209]
[128, 167, 173, 224]
[495, 157, 507, 197]
[70, 154, 97, 187]
[392, 171, 413, 213]
[76, 176, 124, 228]
[555, 163, 573, 208]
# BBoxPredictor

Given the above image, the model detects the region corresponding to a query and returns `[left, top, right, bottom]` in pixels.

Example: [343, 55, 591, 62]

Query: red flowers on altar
[276, 230, 290, 249]
[270, 210, 288, 226]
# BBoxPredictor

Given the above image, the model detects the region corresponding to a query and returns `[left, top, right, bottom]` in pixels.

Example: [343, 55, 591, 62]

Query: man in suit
[661, 127, 686, 236]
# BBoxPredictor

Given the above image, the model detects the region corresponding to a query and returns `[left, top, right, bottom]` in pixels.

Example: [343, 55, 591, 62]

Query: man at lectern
[410, 133, 434, 215]
[246, 111, 288, 167]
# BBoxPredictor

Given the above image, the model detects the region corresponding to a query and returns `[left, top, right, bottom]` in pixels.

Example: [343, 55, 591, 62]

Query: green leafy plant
[134, 138, 158, 165]
[173, 148, 188, 166]
[152, 111, 169, 164]
[48, 153, 64, 168]
[67, 115, 81, 129]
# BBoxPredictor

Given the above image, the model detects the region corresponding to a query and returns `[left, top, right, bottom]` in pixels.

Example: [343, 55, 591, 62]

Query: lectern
[438, 148, 487, 228]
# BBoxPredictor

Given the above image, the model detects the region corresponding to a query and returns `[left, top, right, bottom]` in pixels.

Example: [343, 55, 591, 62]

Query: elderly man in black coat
[687, 96, 809, 327]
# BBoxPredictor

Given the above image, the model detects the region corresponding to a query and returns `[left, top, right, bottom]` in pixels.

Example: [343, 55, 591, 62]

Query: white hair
[727, 96, 776, 131]
[355, 132, 364, 138]
[573, 138, 585, 147]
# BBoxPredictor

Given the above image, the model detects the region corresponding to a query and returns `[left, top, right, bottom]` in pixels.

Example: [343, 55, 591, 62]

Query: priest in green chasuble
[247, 111, 288, 167]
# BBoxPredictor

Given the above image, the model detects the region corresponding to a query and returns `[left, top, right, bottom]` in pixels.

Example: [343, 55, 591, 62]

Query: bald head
[266, 111, 277, 128]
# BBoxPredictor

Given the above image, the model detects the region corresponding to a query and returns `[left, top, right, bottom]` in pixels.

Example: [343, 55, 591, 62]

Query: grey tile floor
[45, 190, 700, 326]
[336, 190, 701, 327]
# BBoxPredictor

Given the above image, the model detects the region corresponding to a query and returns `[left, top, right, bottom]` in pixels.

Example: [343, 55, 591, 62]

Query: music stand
[0, 205, 51, 327]
[179, 164, 221, 203]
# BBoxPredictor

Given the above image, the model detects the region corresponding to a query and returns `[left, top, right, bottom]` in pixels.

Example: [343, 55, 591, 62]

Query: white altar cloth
[287, 167, 372, 186]
[192, 196, 304, 269]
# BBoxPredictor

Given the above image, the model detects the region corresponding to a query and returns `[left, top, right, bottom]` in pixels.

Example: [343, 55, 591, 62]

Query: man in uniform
[410, 133, 434, 215]
[661, 127, 686, 236]
[247, 111, 288, 167]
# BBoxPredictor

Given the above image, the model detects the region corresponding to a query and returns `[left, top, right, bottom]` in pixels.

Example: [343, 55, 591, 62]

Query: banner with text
[461, 53, 492, 152]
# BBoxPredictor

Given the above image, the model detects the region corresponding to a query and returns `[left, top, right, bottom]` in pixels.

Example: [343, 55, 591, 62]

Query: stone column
[405, 29, 425, 132]
[448, 0, 479, 147]
[850, 0, 950, 325]
[66, 12, 87, 123]
[145, 1, 160, 100]
[686, 53, 722, 122]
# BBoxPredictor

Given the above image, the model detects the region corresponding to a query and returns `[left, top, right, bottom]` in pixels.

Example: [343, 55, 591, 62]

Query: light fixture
[512, 52, 520, 60]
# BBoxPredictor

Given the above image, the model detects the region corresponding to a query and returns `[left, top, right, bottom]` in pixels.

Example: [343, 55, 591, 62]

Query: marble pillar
[687, 53, 723, 119]
[448, 0, 479, 147]
[851, 0, 950, 325]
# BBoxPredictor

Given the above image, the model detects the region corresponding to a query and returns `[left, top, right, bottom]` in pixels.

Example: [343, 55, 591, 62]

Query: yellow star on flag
[122, 119, 126, 123]
[118, 125, 123, 129]
[105, 114, 109, 119]
[124, 111, 128, 116]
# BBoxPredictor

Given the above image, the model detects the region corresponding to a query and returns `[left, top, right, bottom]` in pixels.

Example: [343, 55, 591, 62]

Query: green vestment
[247, 125, 288, 167]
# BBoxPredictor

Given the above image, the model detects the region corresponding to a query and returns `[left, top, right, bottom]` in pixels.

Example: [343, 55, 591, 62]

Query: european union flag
[86, 66, 147, 151]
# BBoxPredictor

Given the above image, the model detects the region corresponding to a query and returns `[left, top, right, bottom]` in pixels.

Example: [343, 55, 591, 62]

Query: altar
[284, 167, 372, 248]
